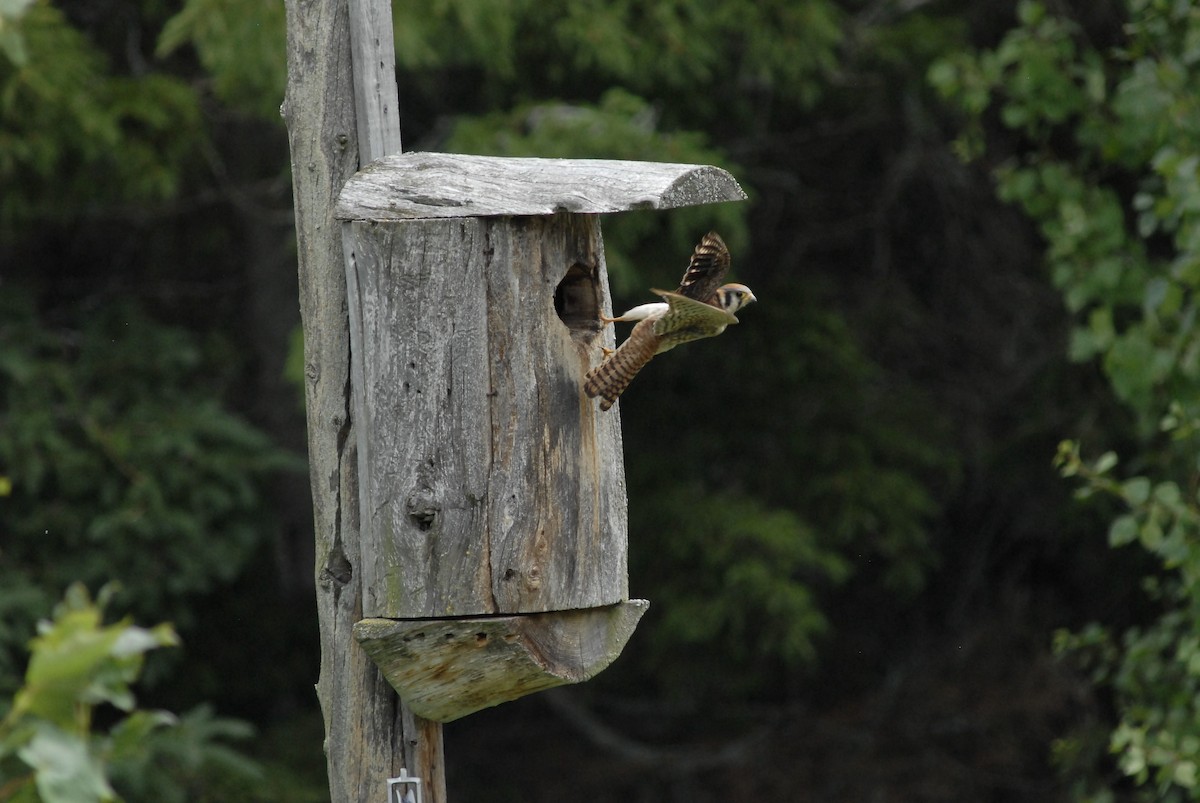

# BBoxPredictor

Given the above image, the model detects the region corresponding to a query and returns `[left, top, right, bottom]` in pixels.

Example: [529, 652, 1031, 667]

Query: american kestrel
[584, 232, 756, 411]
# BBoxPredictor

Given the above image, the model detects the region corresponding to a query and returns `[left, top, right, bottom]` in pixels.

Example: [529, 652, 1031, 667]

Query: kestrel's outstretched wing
[675, 232, 731, 304]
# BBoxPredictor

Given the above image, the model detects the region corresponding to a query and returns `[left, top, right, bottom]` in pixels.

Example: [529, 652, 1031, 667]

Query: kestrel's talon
[601, 346, 615, 357]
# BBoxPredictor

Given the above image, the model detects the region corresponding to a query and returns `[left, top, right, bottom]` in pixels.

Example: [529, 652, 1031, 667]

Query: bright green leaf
[17, 725, 115, 803]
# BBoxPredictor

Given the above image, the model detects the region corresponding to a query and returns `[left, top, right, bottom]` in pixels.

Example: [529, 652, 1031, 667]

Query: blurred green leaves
[5, 585, 177, 731]
[156, 0, 286, 120]
[385, 0, 841, 106]
[635, 484, 851, 674]
[0, 584, 262, 803]
[0, 289, 302, 696]
[0, 2, 201, 229]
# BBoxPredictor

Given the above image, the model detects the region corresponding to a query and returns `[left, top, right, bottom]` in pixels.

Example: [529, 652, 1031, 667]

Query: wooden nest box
[335, 152, 745, 722]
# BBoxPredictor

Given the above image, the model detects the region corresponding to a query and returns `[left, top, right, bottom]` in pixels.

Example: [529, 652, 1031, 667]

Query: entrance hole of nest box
[553, 261, 602, 340]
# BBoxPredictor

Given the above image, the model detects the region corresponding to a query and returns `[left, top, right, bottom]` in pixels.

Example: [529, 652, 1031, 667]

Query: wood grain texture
[346, 0, 401, 159]
[343, 214, 629, 619]
[283, 0, 443, 799]
[336, 151, 746, 220]
[354, 600, 649, 722]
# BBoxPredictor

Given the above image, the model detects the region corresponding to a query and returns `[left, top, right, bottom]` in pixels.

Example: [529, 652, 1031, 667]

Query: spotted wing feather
[676, 232, 731, 304]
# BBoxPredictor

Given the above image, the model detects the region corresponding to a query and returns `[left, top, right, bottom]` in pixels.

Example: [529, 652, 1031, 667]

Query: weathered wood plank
[344, 218, 494, 617]
[336, 152, 746, 220]
[483, 216, 628, 612]
[343, 214, 628, 618]
[354, 600, 649, 722]
[346, 0, 402, 159]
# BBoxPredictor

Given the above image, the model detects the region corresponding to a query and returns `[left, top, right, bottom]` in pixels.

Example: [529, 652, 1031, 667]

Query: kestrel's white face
[718, 283, 757, 314]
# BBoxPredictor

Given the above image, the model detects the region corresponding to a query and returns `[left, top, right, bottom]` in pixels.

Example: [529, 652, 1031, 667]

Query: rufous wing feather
[584, 318, 659, 411]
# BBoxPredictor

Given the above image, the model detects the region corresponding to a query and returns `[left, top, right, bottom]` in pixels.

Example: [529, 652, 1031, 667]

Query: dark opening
[554, 261, 602, 339]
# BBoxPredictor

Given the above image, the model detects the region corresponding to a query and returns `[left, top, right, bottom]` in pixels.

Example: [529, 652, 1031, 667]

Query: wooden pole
[282, 0, 445, 799]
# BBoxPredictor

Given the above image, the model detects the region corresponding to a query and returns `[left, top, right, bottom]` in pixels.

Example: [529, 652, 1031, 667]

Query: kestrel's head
[718, 283, 757, 314]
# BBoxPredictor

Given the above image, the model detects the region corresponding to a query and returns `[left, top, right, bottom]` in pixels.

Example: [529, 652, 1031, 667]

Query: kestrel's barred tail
[584, 319, 659, 411]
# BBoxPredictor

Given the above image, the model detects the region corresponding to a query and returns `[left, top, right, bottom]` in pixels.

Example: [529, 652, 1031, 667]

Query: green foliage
[928, 2, 1105, 160]
[618, 283, 948, 702]
[156, 0, 845, 126]
[389, 0, 842, 108]
[0, 1, 202, 229]
[0, 584, 263, 803]
[1057, 441, 1200, 593]
[105, 706, 264, 803]
[1054, 578, 1200, 800]
[932, 0, 1200, 438]
[0, 289, 302, 696]
[390, 0, 525, 78]
[632, 482, 851, 687]
[934, 0, 1200, 797]
[156, 0, 286, 119]
[693, 291, 947, 598]
[776, 305, 947, 596]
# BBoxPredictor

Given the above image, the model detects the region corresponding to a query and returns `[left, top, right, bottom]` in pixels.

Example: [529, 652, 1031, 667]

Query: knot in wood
[405, 491, 440, 531]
